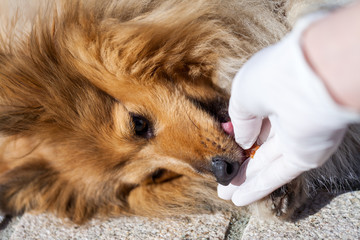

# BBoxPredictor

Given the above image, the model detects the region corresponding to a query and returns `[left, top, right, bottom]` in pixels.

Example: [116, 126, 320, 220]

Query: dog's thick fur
[0, 0, 359, 224]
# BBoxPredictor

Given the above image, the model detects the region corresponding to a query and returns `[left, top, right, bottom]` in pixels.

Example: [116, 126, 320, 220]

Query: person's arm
[303, 1, 360, 110]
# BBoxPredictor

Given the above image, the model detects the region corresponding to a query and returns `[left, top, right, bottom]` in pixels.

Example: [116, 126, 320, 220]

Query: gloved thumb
[229, 95, 262, 149]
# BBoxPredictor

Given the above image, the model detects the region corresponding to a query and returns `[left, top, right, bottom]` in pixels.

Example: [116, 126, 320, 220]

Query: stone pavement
[234, 191, 360, 239]
[1, 190, 359, 239]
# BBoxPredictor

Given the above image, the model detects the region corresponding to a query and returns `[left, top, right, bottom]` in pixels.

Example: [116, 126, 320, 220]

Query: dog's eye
[131, 114, 153, 139]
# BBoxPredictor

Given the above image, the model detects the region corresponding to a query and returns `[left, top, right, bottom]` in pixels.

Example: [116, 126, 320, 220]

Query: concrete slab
[2, 191, 360, 239]
[241, 191, 360, 239]
[0, 216, 21, 240]
[9, 212, 232, 240]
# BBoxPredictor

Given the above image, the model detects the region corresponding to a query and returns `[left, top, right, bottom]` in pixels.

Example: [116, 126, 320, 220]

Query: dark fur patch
[0, 107, 44, 135]
[0, 160, 58, 215]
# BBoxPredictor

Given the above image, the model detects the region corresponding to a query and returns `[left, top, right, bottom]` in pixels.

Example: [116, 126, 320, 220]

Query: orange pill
[249, 145, 259, 158]
[245, 144, 260, 159]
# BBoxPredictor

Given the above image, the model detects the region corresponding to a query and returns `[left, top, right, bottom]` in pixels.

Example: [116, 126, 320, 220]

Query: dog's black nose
[211, 157, 240, 186]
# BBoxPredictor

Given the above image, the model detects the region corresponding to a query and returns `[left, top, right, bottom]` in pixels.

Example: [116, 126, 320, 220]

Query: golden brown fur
[0, 0, 359, 224]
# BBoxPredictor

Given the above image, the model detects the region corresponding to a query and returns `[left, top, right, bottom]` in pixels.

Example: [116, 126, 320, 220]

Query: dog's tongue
[221, 121, 234, 136]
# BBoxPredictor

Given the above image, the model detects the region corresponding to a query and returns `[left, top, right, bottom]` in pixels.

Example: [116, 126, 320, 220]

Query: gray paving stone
[241, 191, 360, 240]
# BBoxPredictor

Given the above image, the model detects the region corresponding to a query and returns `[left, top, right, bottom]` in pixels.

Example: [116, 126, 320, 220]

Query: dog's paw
[270, 185, 292, 217]
[270, 179, 305, 219]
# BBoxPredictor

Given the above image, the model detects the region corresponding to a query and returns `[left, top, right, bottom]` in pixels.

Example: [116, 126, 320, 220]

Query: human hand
[218, 12, 360, 206]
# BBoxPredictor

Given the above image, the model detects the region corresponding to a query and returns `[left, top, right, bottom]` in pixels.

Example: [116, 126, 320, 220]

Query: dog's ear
[111, 21, 219, 81]
[101, 2, 221, 82]
[56, 1, 235, 99]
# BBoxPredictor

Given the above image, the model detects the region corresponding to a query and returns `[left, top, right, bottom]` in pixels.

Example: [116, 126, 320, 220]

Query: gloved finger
[231, 155, 303, 206]
[244, 131, 280, 177]
[217, 183, 241, 200]
[229, 96, 262, 149]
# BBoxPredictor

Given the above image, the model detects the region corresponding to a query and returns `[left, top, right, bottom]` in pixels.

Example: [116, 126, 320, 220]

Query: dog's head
[0, 0, 247, 221]
[62, 1, 246, 186]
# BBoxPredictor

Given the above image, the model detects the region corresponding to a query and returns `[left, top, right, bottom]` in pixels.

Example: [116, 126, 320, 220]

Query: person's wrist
[302, 1, 360, 111]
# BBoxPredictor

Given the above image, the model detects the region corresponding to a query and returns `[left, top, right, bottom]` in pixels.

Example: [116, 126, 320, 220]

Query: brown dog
[1, 0, 359, 224]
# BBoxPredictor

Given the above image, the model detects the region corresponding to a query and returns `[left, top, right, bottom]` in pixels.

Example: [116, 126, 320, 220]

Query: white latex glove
[218, 12, 360, 206]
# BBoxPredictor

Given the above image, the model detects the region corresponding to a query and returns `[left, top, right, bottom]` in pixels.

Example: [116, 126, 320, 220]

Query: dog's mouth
[213, 120, 261, 186]
[207, 120, 241, 186]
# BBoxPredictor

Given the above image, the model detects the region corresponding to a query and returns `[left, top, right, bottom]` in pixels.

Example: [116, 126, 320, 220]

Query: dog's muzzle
[211, 156, 240, 186]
